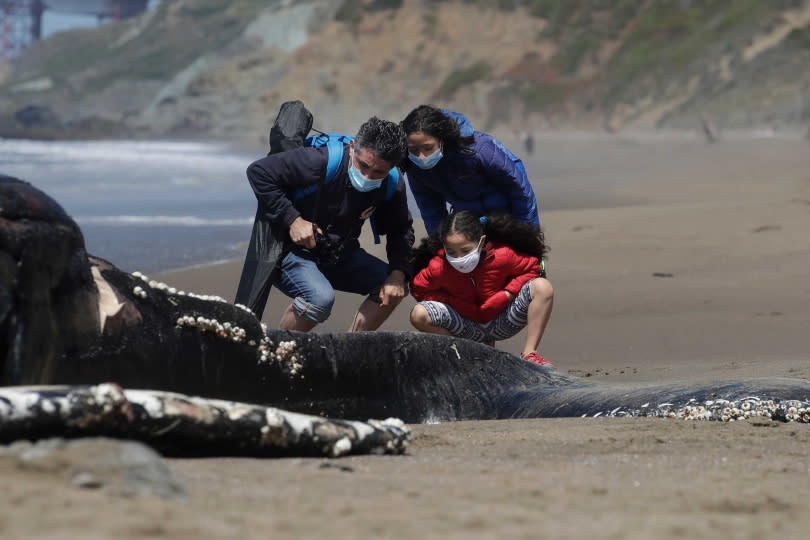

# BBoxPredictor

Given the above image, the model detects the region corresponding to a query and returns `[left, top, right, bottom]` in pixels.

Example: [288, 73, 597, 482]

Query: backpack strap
[323, 139, 344, 185]
[384, 167, 399, 201]
[370, 167, 400, 244]
[289, 139, 346, 202]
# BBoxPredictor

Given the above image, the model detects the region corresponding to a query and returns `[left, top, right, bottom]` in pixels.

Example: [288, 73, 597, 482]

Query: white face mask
[445, 237, 484, 273]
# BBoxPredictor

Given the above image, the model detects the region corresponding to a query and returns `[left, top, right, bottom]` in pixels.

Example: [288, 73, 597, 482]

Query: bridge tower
[1, 1, 41, 61]
[1, 0, 148, 62]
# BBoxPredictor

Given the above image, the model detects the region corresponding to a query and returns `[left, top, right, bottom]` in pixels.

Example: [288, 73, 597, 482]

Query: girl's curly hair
[411, 210, 548, 275]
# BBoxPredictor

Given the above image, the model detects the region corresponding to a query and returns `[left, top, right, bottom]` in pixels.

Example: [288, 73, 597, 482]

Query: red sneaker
[521, 351, 554, 366]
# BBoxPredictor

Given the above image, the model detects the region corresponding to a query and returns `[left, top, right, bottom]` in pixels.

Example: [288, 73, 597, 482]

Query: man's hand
[289, 216, 319, 249]
[379, 270, 407, 307]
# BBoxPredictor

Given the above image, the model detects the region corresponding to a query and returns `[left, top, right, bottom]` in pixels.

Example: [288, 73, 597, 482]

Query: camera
[313, 226, 344, 267]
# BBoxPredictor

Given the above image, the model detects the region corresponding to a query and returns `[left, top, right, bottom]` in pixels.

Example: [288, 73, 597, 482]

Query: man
[237, 116, 413, 332]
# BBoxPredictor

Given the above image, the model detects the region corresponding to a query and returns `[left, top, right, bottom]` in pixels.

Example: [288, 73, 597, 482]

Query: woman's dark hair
[400, 105, 475, 161]
[411, 210, 548, 274]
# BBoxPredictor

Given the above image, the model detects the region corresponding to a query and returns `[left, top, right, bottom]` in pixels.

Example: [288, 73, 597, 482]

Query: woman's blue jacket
[405, 111, 539, 234]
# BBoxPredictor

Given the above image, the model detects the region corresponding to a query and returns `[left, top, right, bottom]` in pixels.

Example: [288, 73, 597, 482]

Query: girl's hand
[504, 290, 515, 302]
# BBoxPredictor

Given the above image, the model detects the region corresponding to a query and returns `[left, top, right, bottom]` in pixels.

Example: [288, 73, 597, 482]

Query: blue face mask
[348, 149, 385, 192]
[408, 147, 443, 170]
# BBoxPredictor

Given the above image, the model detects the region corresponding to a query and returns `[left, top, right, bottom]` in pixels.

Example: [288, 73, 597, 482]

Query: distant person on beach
[410, 211, 554, 365]
[400, 104, 540, 234]
[523, 132, 534, 155]
[236, 116, 414, 332]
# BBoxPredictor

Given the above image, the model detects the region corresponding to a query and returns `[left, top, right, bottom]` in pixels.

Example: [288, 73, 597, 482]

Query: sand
[2, 130, 810, 539]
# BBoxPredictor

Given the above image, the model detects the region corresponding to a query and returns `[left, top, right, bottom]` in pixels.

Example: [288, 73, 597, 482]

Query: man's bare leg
[279, 303, 318, 332]
[349, 297, 401, 332]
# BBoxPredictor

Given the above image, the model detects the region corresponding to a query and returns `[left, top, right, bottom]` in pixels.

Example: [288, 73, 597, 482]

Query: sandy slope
[1, 131, 809, 539]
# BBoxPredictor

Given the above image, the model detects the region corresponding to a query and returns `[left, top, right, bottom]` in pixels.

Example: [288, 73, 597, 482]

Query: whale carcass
[0, 175, 808, 456]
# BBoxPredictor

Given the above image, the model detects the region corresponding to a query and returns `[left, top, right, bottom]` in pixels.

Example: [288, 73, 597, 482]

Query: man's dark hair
[354, 116, 408, 166]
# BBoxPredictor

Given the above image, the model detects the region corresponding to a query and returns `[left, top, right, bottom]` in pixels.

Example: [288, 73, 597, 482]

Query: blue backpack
[289, 131, 400, 244]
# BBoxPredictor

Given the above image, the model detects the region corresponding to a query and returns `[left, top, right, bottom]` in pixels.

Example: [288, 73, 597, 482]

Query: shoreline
[3, 125, 808, 148]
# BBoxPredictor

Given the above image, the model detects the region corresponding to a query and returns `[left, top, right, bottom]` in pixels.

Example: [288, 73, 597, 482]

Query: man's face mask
[349, 147, 385, 192]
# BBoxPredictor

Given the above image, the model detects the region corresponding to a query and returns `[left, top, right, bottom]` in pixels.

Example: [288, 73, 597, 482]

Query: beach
[2, 130, 810, 538]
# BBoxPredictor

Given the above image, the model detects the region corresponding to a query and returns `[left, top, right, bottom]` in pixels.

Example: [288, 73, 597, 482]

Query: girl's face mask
[444, 236, 484, 273]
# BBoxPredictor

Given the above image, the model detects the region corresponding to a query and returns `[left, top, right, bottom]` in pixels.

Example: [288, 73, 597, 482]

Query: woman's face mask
[408, 147, 443, 169]
[407, 132, 443, 170]
[444, 235, 484, 273]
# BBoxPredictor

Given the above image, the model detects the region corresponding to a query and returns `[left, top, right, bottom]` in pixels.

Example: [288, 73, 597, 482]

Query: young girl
[410, 210, 554, 366]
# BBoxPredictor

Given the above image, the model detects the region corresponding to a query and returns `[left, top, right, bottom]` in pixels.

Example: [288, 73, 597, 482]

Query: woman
[400, 104, 539, 235]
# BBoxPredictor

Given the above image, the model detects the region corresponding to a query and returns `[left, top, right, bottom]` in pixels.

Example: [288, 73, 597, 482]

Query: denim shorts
[417, 279, 535, 342]
[274, 246, 394, 323]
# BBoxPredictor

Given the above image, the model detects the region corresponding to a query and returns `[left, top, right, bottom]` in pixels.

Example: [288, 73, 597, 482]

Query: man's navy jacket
[246, 144, 414, 278]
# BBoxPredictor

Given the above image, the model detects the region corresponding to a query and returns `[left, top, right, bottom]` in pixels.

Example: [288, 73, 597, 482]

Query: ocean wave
[75, 215, 254, 226]
[0, 138, 252, 171]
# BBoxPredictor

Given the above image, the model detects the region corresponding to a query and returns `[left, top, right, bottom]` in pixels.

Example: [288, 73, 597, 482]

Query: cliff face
[1, 0, 809, 142]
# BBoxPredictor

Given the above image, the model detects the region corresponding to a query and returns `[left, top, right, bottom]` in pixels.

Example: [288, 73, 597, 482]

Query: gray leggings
[417, 280, 534, 342]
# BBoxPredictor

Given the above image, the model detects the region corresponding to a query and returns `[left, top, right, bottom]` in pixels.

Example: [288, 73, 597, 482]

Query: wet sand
[2, 130, 809, 538]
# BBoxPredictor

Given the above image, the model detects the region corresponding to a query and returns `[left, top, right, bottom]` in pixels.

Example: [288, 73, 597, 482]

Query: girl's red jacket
[411, 241, 540, 323]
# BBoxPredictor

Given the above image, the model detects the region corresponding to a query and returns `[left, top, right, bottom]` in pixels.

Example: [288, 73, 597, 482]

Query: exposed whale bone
[0, 383, 410, 457]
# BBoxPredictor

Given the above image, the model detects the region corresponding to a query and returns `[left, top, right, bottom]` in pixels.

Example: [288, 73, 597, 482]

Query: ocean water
[1, 138, 260, 273]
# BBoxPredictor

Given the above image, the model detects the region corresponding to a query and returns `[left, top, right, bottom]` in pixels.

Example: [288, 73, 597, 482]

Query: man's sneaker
[521, 351, 554, 366]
